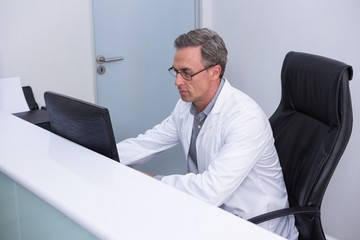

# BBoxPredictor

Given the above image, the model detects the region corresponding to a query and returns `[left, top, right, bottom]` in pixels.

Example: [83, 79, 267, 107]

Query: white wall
[1, 0, 359, 239]
[202, 0, 360, 239]
[0, 0, 96, 107]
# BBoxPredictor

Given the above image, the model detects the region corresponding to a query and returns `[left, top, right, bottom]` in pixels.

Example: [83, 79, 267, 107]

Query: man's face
[172, 46, 217, 111]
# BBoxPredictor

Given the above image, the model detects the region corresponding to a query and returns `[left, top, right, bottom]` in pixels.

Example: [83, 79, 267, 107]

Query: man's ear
[211, 65, 222, 80]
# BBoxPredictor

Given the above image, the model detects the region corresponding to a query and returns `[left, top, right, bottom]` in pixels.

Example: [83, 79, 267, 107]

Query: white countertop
[0, 110, 284, 239]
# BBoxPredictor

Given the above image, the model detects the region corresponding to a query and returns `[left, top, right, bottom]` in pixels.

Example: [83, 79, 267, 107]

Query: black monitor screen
[44, 91, 119, 162]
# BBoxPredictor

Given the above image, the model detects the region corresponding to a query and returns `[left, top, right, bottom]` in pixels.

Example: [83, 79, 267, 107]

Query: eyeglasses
[168, 65, 215, 81]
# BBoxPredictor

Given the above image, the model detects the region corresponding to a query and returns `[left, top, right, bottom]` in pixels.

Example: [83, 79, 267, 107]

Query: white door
[92, 0, 199, 174]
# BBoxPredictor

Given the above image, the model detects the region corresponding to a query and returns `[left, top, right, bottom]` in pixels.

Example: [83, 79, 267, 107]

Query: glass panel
[0, 171, 98, 240]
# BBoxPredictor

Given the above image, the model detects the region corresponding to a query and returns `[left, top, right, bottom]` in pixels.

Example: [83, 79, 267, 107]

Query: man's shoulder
[217, 80, 262, 113]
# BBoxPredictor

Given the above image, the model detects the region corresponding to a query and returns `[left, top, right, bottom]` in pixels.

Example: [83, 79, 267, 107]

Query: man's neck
[194, 78, 223, 113]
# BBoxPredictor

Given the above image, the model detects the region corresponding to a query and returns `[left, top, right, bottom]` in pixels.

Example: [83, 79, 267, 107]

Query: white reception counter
[0, 110, 284, 239]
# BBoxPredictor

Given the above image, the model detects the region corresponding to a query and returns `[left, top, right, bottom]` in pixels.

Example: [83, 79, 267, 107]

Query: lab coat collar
[211, 77, 233, 114]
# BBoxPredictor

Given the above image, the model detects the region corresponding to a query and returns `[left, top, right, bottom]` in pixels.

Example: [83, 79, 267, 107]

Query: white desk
[0, 110, 284, 240]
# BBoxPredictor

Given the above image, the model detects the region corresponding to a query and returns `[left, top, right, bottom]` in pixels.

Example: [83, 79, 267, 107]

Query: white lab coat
[117, 79, 298, 239]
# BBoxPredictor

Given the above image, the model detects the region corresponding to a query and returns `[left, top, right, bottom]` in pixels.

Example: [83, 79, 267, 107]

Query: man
[117, 28, 298, 239]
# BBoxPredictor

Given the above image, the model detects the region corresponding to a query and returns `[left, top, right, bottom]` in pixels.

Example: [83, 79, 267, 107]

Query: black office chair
[248, 51, 353, 240]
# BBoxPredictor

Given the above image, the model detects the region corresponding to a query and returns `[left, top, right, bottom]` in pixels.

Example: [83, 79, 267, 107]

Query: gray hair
[174, 28, 228, 78]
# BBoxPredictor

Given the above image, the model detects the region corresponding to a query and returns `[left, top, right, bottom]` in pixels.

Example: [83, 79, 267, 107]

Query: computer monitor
[44, 91, 120, 162]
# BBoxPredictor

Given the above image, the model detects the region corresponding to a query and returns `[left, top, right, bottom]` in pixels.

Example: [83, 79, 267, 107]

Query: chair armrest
[248, 206, 320, 224]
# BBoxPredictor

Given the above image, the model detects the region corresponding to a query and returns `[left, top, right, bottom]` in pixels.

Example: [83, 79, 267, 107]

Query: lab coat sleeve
[159, 111, 274, 207]
[117, 113, 180, 166]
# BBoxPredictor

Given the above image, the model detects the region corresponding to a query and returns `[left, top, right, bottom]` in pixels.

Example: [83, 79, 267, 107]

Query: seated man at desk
[117, 28, 298, 239]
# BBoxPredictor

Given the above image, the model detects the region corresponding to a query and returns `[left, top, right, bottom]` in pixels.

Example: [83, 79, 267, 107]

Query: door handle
[96, 55, 124, 64]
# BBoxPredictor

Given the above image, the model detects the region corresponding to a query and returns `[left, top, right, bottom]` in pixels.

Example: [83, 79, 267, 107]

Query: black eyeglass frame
[168, 65, 215, 81]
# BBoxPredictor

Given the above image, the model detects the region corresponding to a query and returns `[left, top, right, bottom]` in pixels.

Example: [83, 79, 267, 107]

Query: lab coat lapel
[196, 79, 232, 171]
[183, 111, 196, 172]
[182, 109, 194, 154]
[197, 79, 231, 139]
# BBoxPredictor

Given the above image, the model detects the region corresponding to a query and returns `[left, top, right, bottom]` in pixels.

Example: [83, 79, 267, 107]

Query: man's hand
[142, 171, 154, 177]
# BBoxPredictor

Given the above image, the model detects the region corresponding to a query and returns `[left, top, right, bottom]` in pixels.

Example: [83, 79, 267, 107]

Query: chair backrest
[270, 51, 353, 239]
[22, 86, 39, 110]
[44, 91, 120, 162]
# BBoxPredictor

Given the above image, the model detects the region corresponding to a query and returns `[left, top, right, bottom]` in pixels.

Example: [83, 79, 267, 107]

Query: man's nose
[174, 74, 185, 86]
